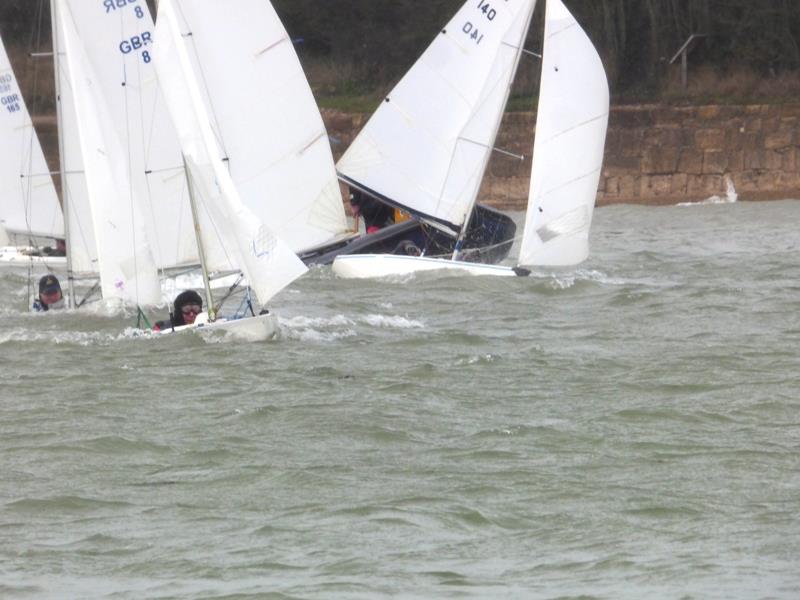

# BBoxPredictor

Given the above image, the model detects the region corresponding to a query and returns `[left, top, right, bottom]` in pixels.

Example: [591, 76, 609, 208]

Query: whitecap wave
[362, 314, 424, 329]
[0, 328, 129, 346]
[278, 314, 358, 342]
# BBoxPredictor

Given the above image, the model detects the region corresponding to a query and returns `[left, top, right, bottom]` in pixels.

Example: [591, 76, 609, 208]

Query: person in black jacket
[349, 188, 394, 233]
[153, 290, 203, 331]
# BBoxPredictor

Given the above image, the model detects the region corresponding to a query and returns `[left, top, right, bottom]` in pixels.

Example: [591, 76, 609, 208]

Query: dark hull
[304, 204, 516, 266]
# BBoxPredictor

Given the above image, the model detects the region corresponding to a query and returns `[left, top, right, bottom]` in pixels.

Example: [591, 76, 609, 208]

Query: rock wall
[33, 104, 800, 210]
[322, 104, 800, 210]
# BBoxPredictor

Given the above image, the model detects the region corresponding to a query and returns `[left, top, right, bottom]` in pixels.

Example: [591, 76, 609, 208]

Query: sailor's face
[41, 289, 63, 306]
[181, 304, 202, 324]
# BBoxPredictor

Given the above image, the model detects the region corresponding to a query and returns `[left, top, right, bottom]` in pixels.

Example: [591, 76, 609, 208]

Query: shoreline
[32, 102, 800, 210]
[321, 103, 800, 209]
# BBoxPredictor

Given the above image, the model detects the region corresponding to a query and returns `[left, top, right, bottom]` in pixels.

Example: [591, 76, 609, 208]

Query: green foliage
[273, 0, 800, 101]
[1, 0, 798, 105]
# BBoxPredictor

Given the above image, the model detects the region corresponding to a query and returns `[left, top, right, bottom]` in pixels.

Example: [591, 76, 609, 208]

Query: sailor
[349, 188, 394, 234]
[41, 238, 67, 257]
[32, 274, 65, 312]
[153, 289, 203, 331]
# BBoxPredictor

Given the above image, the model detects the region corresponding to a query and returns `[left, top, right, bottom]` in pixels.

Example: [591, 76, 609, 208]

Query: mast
[452, 1, 538, 260]
[49, 0, 75, 307]
[182, 155, 215, 322]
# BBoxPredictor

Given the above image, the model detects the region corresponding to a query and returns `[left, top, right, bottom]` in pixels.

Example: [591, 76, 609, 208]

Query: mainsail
[337, 0, 538, 234]
[160, 0, 349, 254]
[518, 0, 609, 266]
[0, 34, 63, 241]
[58, 0, 196, 270]
[55, 0, 161, 304]
[154, 0, 307, 305]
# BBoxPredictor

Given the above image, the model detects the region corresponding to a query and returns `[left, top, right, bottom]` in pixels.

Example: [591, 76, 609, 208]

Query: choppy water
[2, 200, 799, 599]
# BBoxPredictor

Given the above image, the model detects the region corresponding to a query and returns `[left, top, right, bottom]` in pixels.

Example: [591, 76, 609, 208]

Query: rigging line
[17, 1, 42, 241]
[194, 180, 238, 272]
[130, 11, 168, 272]
[437, 20, 533, 238]
[76, 280, 101, 308]
[119, 11, 144, 309]
[174, 1, 230, 165]
[211, 273, 244, 313]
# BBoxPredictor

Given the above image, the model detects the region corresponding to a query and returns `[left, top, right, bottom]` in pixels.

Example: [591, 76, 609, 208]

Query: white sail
[518, 0, 609, 266]
[154, 0, 307, 305]
[56, 0, 161, 304]
[59, 0, 196, 270]
[163, 0, 348, 254]
[0, 34, 63, 240]
[337, 0, 537, 233]
[52, 0, 97, 276]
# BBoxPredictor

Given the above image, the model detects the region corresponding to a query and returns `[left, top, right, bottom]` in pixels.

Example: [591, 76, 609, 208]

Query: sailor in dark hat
[33, 274, 65, 312]
[153, 290, 204, 331]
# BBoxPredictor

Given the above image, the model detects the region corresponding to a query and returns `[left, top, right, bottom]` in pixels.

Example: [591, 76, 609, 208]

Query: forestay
[163, 0, 348, 254]
[0, 34, 63, 240]
[337, 0, 537, 234]
[59, 0, 196, 270]
[56, 0, 161, 305]
[154, 0, 307, 305]
[518, 0, 609, 266]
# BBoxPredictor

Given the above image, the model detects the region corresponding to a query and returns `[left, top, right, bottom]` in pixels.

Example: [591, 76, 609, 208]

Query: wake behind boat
[332, 0, 610, 279]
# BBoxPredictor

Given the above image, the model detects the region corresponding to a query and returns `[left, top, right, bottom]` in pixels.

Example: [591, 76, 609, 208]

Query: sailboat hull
[155, 312, 279, 342]
[331, 254, 527, 279]
[306, 203, 517, 266]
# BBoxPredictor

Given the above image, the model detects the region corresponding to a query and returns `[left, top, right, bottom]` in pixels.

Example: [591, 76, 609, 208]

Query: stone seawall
[33, 104, 800, 211]
[322, 104, 800, 210]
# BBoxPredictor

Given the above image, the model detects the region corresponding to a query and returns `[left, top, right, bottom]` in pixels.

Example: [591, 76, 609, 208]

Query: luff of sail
[154, 0, 307, 306]
[162, 0, 348, 255]
[52, 0, 97, 276]
[337, 0, 537, 234]
[60, 0, 196, 271]
[56, 0, 161, 305]
[0, 34, 63, 241]
[518, 0, 609, 266]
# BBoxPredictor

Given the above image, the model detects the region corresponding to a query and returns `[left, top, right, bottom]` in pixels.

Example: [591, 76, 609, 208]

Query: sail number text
[105, 0, 152, 63]
[0, 74, 20, 113]
[461, 0, 504, 45]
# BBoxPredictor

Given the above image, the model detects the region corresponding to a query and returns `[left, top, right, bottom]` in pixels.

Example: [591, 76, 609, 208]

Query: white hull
[0, 247, 67, 267]
[331, 254, 527, 279]
[156, 311, 279, 342]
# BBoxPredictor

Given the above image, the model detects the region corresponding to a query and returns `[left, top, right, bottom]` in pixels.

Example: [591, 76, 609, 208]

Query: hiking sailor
[32, 274, 65, 312]
[153, 290, 204, 331]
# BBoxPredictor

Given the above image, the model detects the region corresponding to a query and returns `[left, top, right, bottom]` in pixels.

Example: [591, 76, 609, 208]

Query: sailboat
[0, 32, 65, 266]
[51, 0, 242, 310]
[332, 0, 609, 279]
[149, 0, 308, 341]
[329, 0, 537, 272]
[149, 0, 354, 264]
